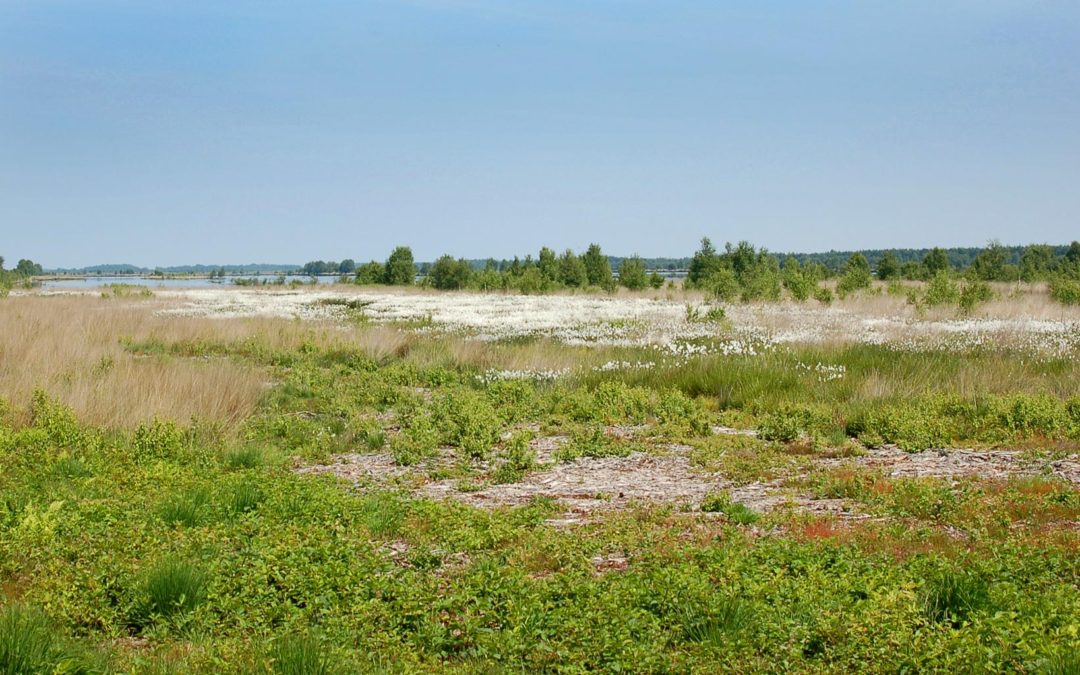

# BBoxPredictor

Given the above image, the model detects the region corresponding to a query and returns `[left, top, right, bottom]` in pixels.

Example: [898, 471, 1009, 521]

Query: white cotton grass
[150, 287, 1080, 359]
[796, 362, 847, 383]
[475, 368, 570, 384]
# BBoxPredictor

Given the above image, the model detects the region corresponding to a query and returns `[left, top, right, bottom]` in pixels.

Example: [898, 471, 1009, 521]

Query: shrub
[706, 268, 740, 302]
[1048, 275, 1080, 306]
[590, 381, 651, 424]
[655, 390, 710, 436]
[133, 418, 185, 462]
[997, 394, 1068, 437]
[836, 253, 872, 298]
[432, 388, 501, 459]
[757, 406, 831, 444]
[140, 558, 209, 621]
[685, 304, 726, 324]
[491, 432, 536, 484]
[854, 400, 957, 451]
[923, 272, 959, 306]
[486, 379, 538, 423]
[957, 279, 994, 314]
[813, 286, 833, 305]
[390, 414, 439, 466]
[29, 390, 82, 449]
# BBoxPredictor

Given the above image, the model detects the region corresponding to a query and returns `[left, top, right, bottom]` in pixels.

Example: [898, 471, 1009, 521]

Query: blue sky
[2, 1, 1078, 267]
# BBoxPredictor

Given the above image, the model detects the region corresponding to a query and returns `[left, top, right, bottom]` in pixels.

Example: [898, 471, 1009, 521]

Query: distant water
[41, 275, 347, 290]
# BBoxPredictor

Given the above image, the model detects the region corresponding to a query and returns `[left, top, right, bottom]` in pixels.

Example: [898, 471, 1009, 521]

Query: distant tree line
[298, 244, 665, 293]
[298, 236, 1080, 304]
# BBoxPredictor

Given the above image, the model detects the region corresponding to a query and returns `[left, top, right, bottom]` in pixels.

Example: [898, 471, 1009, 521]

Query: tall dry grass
[0, 295, 275, 428]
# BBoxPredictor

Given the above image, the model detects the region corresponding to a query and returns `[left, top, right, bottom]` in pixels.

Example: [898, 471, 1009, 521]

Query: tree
[558, 250, 587, 288]
[1019, 245, 1053, 282]
[429, 255, 472, 290]
[837, 253, 872, 297]
[648, 270, 664, 289]
[687, 238, 720, 286]
[1064, 241, 1080, 266]
[923, 248, 951, 276]
[706, 267, 739, 302]
[355, 261, 384, 285]
[727, 243, 780, 301]
[0, 256, 4, 270]
[15, 259, 43, 277]
[383, 247, 416, 285]
[302, 260, 331, 275]
[582, 244, 612, 287]
[618, 256, 648, 290]
[969, 240, 1007, 281]
[876, 252, 900, 281]
[900, 261, 923, 280]
[338, 259, 356, 274]
[782, 257, 813, 301]
[537, 247, 559, 284]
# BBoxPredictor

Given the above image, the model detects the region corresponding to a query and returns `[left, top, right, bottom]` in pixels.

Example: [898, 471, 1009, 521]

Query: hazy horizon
[3, 2, 1078, 267]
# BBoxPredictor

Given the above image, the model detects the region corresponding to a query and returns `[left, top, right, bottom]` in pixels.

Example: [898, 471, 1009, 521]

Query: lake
[41, 275, 347, 290]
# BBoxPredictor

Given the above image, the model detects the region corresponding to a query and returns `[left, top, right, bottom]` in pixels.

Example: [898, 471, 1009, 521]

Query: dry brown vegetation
[0, 295, 272, 428]
[0, 293, 594, 427]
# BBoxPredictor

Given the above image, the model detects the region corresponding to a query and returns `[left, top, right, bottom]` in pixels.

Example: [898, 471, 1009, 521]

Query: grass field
[1, 285, 1078, 672]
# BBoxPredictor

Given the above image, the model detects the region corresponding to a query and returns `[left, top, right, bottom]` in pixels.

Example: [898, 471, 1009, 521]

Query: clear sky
[2, 1, 1078, 267]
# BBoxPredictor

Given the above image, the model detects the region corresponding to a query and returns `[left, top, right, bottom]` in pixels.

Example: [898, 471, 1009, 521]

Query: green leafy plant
[700, 491, 759, 524]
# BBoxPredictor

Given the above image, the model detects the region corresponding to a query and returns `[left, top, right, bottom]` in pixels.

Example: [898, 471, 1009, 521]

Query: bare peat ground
[298, 430, 1080, 526]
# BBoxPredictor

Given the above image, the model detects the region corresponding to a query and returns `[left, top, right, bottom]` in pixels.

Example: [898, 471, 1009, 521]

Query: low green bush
[432, 388, 501, 459]
[1049, 275, 1080, 305]
[757, 405, 832, 444]
[590, 381, 651, 424]
[491, 432, 537, 484]
[700, 491, 759, 524]
[133, 418, 185, 462]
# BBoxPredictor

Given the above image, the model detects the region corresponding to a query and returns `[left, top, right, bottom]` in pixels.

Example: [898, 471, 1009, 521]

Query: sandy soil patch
[298, 439, 1078, 526]
[819, 446, 1080, 484]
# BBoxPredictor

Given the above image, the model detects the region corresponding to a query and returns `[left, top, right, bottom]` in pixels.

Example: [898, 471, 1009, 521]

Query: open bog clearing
[3, 285, 1079, 672]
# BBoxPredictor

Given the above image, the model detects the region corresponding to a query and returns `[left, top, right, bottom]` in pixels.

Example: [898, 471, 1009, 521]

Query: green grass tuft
[141, 558, 209, 621]
[0, 604, 56, 675]
[270, 634, 336, 675]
